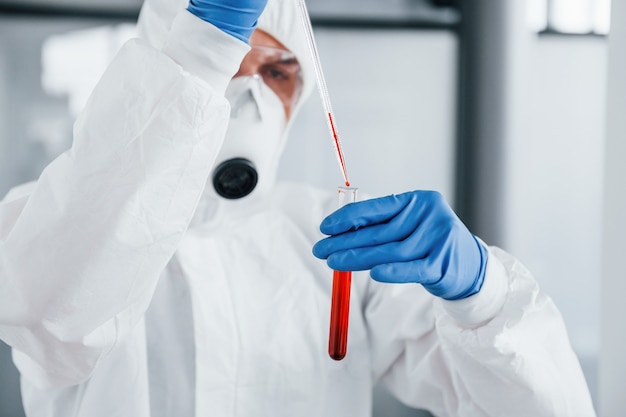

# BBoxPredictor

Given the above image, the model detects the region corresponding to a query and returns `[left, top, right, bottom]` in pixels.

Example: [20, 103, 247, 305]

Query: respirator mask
[212, 75, 287, 199]
[212, 44, 302, 200]
[191, 44, 304, 227]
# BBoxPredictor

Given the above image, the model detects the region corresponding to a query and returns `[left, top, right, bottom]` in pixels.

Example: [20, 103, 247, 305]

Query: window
[529, 0, 611, 35]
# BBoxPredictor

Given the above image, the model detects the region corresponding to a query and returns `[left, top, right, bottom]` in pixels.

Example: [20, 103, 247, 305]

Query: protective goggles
[234, 45, 303, 111]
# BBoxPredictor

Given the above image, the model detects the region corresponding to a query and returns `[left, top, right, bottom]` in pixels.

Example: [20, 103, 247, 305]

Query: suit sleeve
[366, 245, 596, 417]
[0, 11, 247, 390]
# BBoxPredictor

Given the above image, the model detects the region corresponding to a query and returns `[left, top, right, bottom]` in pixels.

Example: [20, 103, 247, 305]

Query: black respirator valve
[212, 158, 258, 199]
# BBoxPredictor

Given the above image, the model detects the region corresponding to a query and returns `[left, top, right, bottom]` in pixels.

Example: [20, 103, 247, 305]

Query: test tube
[328, 185, 358, 361]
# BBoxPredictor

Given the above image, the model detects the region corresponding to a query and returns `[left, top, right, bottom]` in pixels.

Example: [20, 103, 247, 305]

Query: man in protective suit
[0, 0, 597, 416]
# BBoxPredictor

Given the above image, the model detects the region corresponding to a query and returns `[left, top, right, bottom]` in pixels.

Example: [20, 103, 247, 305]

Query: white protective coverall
[0, 0, 597, 416]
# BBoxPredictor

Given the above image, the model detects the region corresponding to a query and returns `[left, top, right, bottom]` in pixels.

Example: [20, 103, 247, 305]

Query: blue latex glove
[312, 191, 488, 300]
[188, 0, 268, 44]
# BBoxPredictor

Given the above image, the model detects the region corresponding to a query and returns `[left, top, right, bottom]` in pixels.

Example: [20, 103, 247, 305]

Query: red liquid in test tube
[329, 270, 352, 360]
[328, 186, 357, 361]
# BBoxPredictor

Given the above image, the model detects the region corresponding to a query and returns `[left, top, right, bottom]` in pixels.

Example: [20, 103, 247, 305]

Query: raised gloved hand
[188, 0, 268, 43]
[313, 191, 488, 300]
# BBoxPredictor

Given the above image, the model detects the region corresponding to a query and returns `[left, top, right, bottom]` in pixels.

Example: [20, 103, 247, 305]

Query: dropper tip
[344, 181, 350, 187]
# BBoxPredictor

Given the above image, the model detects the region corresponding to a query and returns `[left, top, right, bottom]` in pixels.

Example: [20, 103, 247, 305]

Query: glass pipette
[295, 0, 350, 187]
[295, 1, 356, 361]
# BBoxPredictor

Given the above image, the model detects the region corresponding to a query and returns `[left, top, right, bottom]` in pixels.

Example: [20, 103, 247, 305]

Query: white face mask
[191, 76, 289, 228]
[211, 75, 288, 200]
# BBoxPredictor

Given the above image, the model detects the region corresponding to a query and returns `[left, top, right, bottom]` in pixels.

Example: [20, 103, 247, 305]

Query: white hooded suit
[0, 0, 596, 416]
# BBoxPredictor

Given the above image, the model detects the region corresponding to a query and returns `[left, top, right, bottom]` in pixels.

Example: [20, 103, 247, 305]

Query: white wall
[0, 35, 7, 194]
[506, 34, 607, 402]
[599, 0, 626, 414]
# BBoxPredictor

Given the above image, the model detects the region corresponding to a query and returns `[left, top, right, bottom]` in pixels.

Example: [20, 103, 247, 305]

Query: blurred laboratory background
[1, 0, 625, 416]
